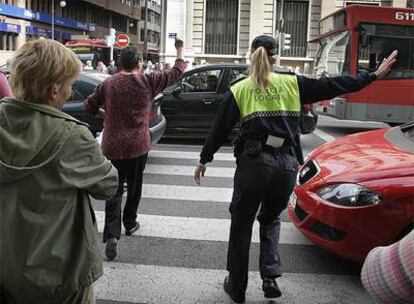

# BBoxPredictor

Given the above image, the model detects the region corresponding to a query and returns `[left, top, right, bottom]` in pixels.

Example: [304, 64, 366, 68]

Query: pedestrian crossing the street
[91, 144, 371, 304]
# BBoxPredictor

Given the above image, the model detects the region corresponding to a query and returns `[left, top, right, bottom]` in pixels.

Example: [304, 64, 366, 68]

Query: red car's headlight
[317, 183, 382, 207]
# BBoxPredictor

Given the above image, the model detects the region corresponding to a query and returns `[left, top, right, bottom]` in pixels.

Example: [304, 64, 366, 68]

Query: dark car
[60, 72, 166, 145]
[159, 64, 318, 138]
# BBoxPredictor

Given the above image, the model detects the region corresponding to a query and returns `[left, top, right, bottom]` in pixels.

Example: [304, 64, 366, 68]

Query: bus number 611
[395, 12, 414, 21]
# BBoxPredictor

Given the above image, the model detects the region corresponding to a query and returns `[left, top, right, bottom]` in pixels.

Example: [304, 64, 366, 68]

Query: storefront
[0, 21, 20, 51]
[0, 3, 92, 43]
[26, 25, 75, 43]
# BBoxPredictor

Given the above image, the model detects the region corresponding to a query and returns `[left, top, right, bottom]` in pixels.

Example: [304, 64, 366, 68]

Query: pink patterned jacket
[84, 59, 185, 160]
[361, 229, 414, 303]
[0, 72, 12, 99]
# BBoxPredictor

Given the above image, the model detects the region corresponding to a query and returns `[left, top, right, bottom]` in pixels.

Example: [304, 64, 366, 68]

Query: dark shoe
[223, 276, 245, 303]
[262, 278, 282, 298]
[105, 238, 118, 261]
[125, 222, 140, 236]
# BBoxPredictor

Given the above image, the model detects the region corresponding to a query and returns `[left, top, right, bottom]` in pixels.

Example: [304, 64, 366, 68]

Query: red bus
[65, 39, 121, 67]
[312, 5, 414, 124]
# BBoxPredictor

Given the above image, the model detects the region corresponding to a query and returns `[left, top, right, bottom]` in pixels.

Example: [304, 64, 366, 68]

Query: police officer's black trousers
[227, 149, 299, 294]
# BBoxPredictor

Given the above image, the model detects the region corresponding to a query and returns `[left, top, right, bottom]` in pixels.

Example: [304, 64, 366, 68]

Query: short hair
[9, 39, 81, 104]
[120, 47, 142, 71]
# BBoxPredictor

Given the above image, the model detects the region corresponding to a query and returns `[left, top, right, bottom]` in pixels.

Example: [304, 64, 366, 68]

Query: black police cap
[251, 35, 277, 56]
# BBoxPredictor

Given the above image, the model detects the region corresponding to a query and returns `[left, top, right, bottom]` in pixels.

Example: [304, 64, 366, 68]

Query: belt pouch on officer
[235, 139, 273, 190]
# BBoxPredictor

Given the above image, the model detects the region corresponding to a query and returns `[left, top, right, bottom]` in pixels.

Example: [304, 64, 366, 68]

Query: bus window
[358, 23, 414, 79]
[314, 31, 350, 78]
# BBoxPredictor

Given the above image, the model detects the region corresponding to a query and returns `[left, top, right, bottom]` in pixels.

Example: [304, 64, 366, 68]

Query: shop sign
[0, 3, 92, 31]
[0, 21, 21, 33]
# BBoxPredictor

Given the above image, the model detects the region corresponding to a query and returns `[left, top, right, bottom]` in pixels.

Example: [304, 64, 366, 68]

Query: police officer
[194, 35, 397, 303]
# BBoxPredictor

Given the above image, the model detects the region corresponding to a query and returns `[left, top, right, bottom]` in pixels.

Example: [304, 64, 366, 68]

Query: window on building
[140, 29, 145, 42]
[2, 0, 15, 5]
[90, 9, 110, 28]
[276, 0, 309, 57]
[205, 0, 238, 55]
[113, 13, 127, 33]
[42, 0, 49, 14]
[31, 0, 49, 13]
[0, 32, 18, 51]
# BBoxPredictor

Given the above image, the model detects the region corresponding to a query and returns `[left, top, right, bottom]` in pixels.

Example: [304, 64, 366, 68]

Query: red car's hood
[310, 128, 414, 183]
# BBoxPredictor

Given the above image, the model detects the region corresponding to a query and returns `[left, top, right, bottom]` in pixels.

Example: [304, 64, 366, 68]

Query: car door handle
[203, 99, 215, 105]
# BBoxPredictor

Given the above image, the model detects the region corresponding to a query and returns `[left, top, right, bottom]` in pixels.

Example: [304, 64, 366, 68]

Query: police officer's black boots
[223, 276, 245, 303]
[262, 278, 282, 298]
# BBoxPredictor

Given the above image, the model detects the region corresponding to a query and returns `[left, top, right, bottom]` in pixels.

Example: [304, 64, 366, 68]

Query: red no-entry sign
[116, 34, 130, 47]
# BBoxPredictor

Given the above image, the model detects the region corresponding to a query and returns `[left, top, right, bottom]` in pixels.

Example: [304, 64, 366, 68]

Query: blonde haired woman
[194, 35, 397, 303]
[0, 39, 118, 303]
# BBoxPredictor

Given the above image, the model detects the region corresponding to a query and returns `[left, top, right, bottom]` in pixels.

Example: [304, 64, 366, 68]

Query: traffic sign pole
[108, 28, 116, 61]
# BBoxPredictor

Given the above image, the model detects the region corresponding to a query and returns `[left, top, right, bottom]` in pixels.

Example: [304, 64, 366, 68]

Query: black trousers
[227, 148, 299, 294]
[103, 154, 148, 243]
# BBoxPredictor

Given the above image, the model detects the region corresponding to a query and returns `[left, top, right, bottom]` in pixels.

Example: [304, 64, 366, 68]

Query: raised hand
[174, 38, 184, 50]
[374, 50, 398, 79]
[174, 38, 184, 60]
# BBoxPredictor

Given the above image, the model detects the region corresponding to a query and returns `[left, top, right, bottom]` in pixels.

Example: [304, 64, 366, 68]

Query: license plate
[290, 192, 297, 209]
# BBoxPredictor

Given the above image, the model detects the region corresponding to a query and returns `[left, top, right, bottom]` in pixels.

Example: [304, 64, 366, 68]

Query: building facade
[161, 0, 412, 73]
[0, 0, 141, 67]
[139, 0, 162, 62]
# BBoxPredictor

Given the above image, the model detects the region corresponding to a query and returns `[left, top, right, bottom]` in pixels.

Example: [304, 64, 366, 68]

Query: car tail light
[149, 105, 161, 127]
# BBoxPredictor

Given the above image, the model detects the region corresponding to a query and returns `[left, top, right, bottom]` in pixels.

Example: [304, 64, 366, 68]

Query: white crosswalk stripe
[95, 147, 368, 304]
[144, 164, 235, 177]
[149, 150, 235, 161]
[139, 184, 234, 203]
[94, 212, 312, 245]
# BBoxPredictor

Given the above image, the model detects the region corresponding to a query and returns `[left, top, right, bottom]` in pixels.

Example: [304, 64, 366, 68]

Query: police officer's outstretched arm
[194, 91, 240, 185]
[298, 50, 398, 104]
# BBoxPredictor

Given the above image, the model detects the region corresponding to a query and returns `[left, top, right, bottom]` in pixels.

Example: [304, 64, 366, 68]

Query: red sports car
[288, 122, 414, 262]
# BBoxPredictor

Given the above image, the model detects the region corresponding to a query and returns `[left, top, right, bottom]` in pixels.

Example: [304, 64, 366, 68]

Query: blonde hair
[9, 38, 81, 104]
[248, 46, 271, 90]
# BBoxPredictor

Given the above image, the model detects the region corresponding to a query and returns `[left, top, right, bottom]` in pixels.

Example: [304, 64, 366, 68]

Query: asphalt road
[92, 115, 387, 304]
